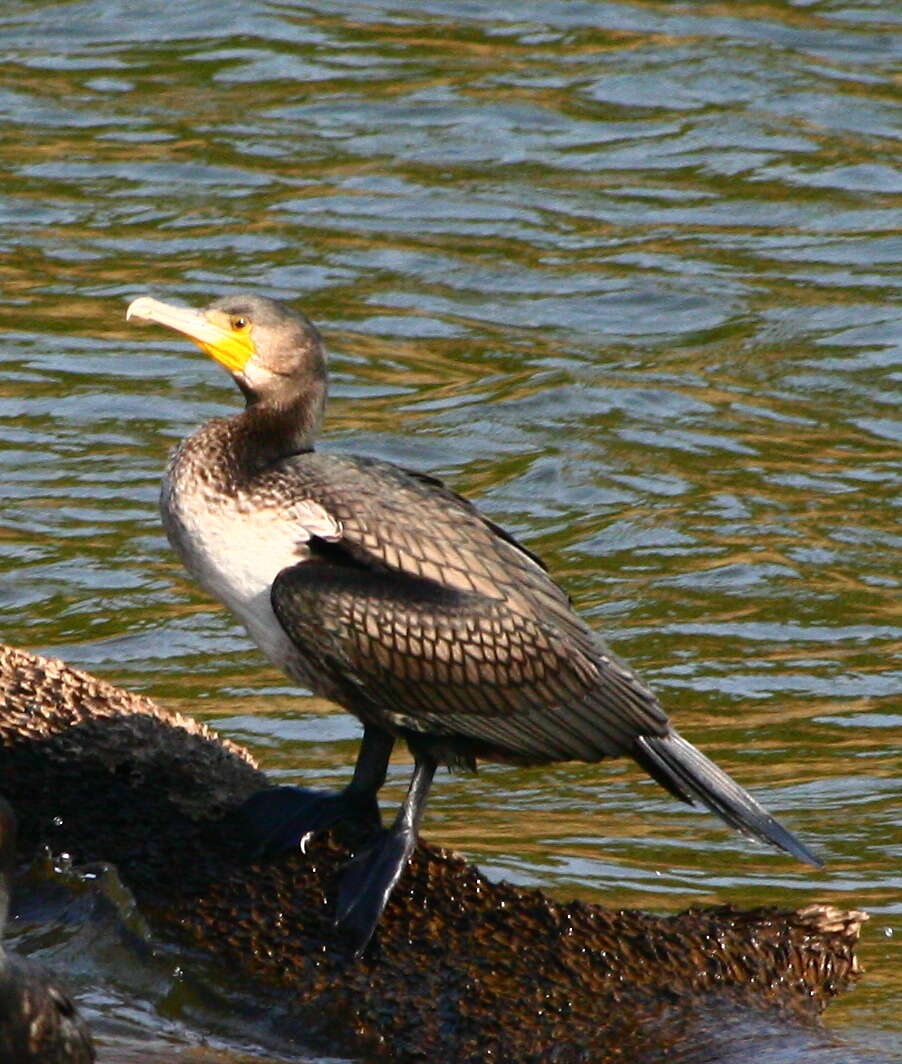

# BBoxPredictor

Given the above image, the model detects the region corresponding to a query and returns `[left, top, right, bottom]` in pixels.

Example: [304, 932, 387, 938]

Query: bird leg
[237, 725, 394, 857]
[335, 753, 437, 957]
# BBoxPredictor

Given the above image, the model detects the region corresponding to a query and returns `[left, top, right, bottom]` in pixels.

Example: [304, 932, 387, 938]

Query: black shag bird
[126, 294, 821, 954]
[0, 798, 95, 1064]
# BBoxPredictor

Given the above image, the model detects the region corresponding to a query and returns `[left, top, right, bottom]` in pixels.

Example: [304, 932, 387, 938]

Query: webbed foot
[336, 821, 417, 956]
[237, 785, 381, 858]
[335, 753, 437, 956]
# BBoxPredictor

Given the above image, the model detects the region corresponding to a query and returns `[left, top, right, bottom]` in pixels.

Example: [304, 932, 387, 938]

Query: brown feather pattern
[269, 452, 669, 766]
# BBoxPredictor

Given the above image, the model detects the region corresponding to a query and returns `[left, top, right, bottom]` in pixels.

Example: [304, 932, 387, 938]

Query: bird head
[126, 293, 327, 412]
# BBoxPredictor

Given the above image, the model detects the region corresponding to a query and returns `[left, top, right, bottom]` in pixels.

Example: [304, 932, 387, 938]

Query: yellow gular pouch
[195, 310, 256, 374]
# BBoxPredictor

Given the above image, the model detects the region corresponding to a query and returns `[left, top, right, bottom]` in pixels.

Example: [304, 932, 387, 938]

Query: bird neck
[235, 385, 325, 474]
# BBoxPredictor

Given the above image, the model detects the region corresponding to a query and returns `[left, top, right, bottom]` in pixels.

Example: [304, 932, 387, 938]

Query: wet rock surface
[0, 644, 864, 1063]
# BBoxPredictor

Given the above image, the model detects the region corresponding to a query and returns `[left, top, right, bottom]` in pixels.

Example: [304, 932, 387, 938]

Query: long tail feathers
[633, 731, 823, 868]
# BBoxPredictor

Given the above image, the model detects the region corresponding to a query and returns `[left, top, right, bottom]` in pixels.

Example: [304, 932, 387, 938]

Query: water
[0, 0, 899, 1060]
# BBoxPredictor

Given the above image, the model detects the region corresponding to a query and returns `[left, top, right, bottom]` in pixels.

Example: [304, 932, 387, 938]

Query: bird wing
[270, 453, 669, 763]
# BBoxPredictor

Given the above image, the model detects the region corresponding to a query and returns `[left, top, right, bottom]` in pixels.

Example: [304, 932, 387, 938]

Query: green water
[0, 1, 899, 1060]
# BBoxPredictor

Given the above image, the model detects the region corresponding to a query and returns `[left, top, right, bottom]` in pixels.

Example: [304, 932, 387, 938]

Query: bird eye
[232, 316, 249, 330]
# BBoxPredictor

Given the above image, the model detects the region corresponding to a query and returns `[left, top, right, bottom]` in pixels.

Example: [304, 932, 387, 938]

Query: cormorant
[0, 798, 95, 1063]
[126, 293, 821, 954]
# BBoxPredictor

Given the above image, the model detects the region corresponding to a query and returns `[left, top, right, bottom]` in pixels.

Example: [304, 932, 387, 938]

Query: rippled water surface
[1, 1, 899, 1060]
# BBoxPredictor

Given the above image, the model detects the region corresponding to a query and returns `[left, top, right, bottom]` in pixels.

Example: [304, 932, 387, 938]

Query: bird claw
[235, 785, 381, 859]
